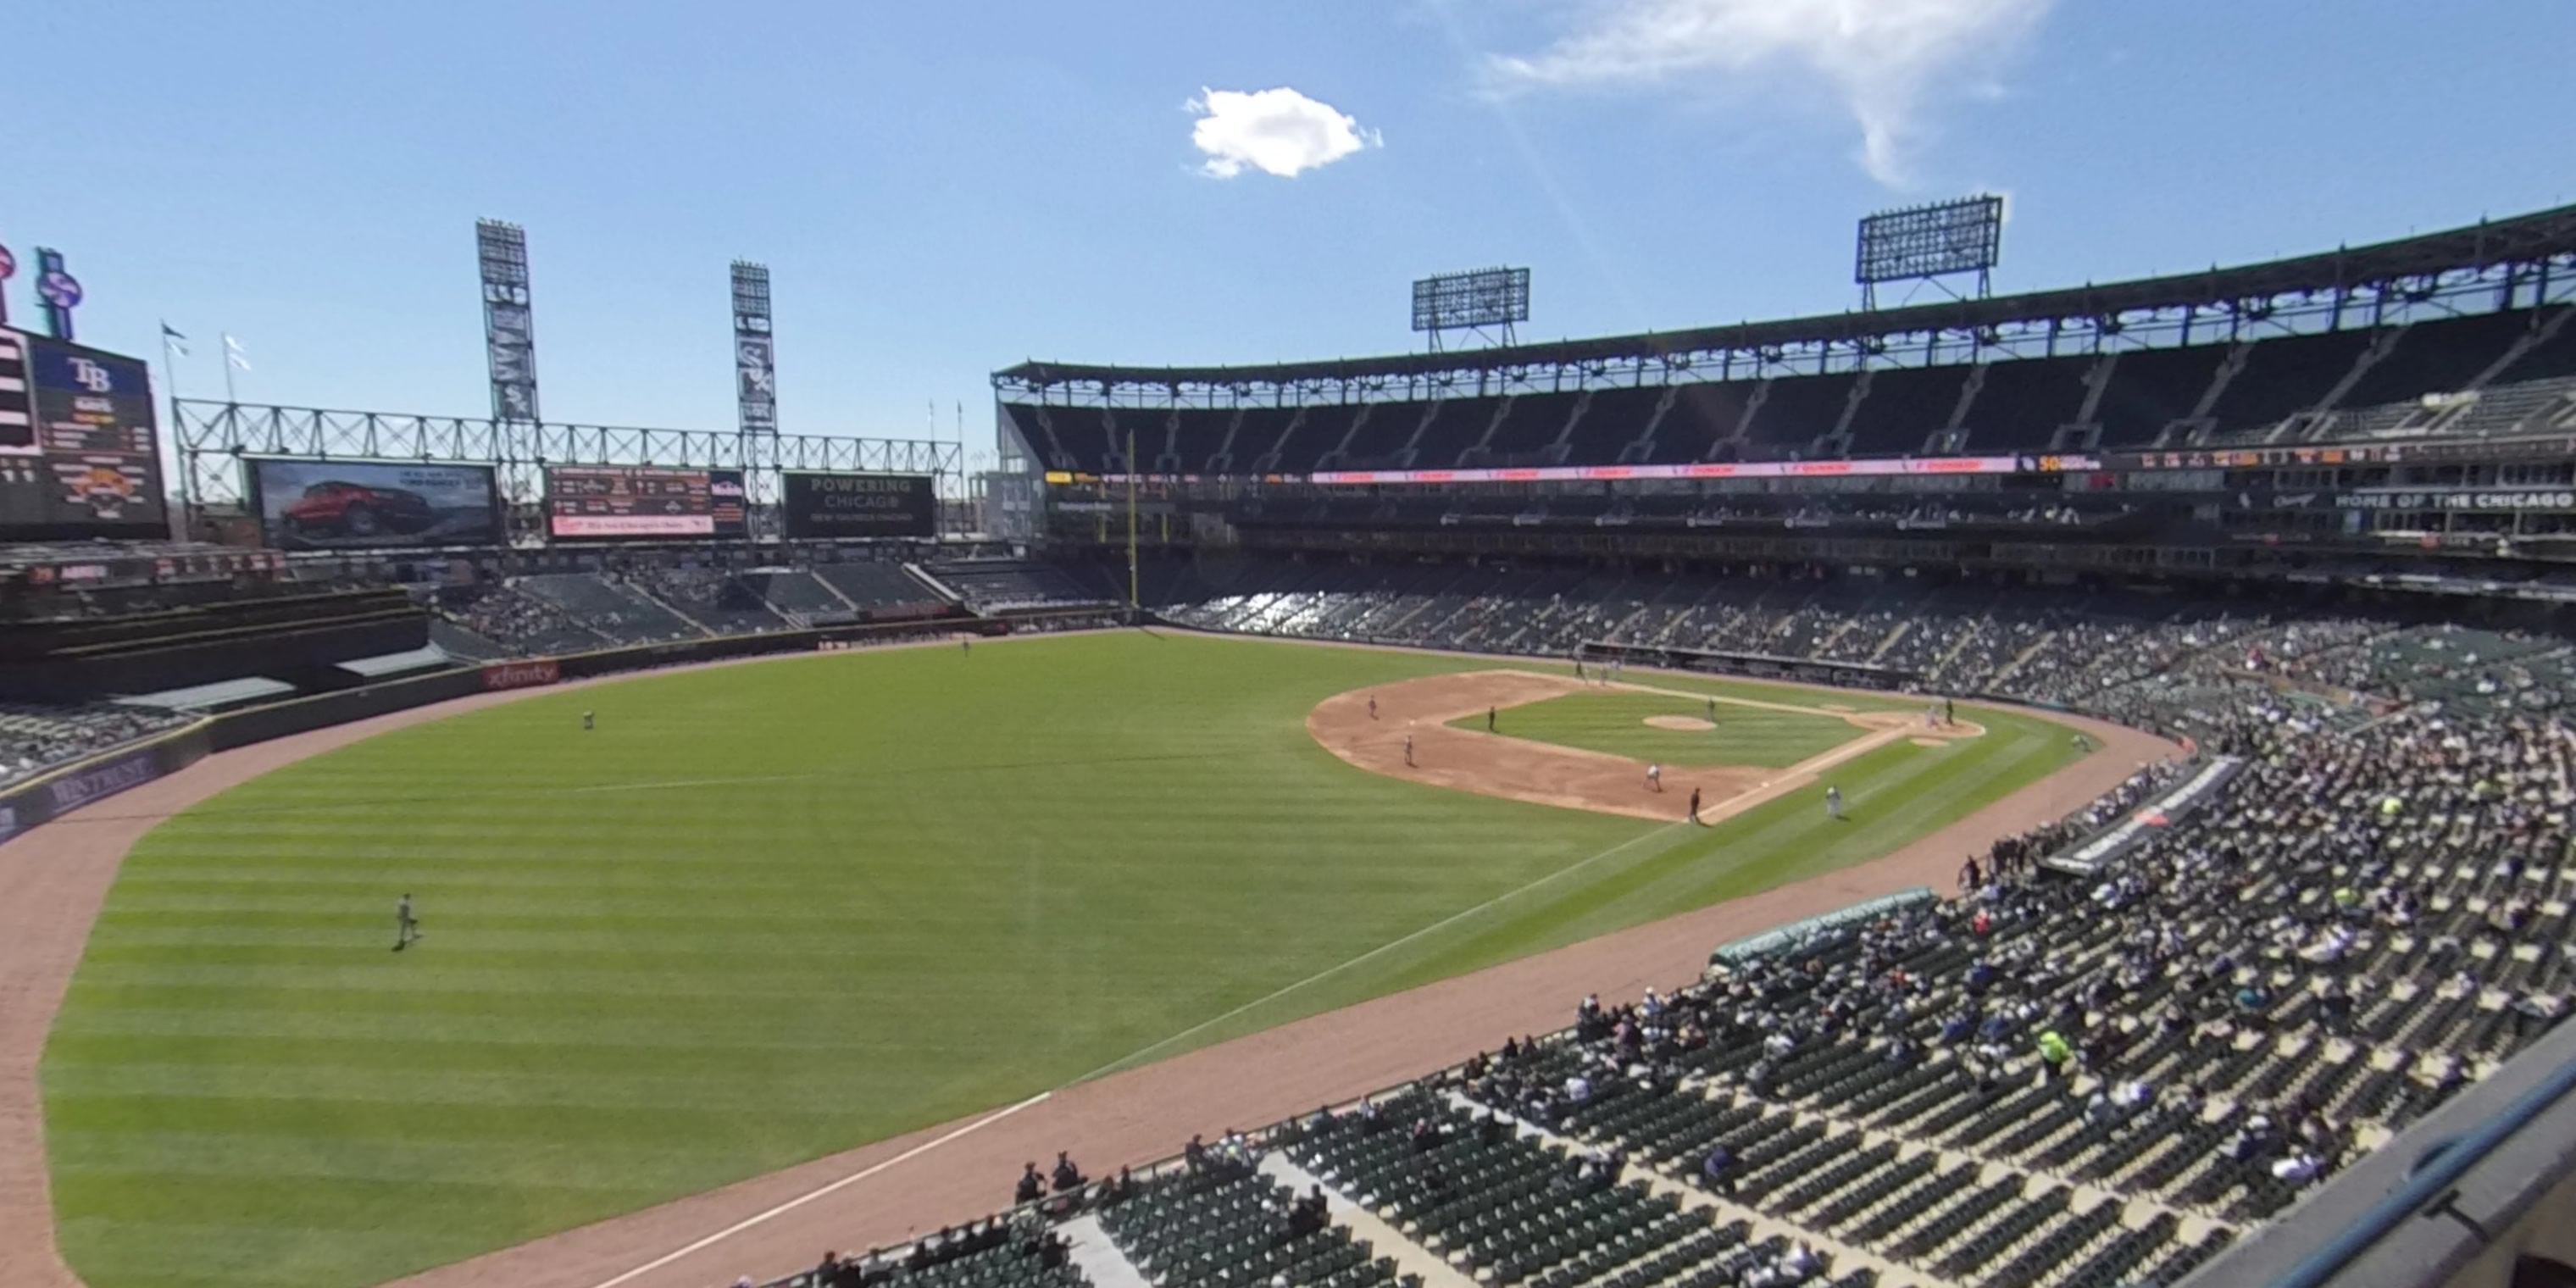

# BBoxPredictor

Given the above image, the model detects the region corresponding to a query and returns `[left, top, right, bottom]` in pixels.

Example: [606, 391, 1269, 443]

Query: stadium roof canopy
[994, 203, 2576, 392]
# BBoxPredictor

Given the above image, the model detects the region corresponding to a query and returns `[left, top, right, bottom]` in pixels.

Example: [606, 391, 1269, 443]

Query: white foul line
[582, 1091, 1051, 1288]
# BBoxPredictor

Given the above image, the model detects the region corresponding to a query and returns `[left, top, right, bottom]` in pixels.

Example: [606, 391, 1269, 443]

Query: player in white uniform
[1825, 786, 1845, 820]
[1646, 763, 1663, 792]
[583, 710, 595, 731]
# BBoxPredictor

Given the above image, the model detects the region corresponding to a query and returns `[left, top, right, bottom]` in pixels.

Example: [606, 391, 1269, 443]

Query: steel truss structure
[995, 203, 2576, 414]
[1855, 195, 2003, 309]
[175, 399, 962, 542]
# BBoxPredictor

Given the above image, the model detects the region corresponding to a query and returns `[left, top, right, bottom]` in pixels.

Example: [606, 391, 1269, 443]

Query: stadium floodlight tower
[1855, 194, 2005, 310]
[1411, 266, 1531, 353]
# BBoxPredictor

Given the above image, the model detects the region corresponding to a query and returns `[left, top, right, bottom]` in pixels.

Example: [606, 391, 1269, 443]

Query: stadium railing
[1575, 639, 1918, 692]
[2176, 1019, 2576, 1288]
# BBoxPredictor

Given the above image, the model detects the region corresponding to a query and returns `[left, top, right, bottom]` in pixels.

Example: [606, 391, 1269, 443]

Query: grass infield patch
[1453, 688, 1861, 769]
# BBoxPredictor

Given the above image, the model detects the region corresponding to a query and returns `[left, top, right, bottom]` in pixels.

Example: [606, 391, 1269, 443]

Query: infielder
[1487, 705, 1497, 732]
[1688, 786, 1702, 824]
[394, 893, 421, 951]
[1404, 733, 1416, 767]
[1825, 786, 1845, 821]
[1368, 696, 1379, 720]
[1646, 763, 1663, 793]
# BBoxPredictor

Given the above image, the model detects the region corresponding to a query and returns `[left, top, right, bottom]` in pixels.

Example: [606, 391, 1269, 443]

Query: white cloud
[1486, 0, 2053, 186]
[1186, 86, 1382, 180]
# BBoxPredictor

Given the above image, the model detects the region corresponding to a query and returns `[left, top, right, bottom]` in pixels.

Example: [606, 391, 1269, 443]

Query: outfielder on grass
[394, 893, 421, 951]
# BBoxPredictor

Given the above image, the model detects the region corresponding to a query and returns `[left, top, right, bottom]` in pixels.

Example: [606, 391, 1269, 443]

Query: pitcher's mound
[1645, 715, 1717, 731]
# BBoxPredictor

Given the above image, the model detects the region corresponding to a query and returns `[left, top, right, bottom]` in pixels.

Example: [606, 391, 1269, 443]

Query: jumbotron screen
[781, 471, 936, 538]
[546, 465, 747, 541]
[0, 329, 168, 539]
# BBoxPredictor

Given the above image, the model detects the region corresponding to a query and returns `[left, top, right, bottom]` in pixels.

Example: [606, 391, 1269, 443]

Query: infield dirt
[1307, 669, 1979, 823]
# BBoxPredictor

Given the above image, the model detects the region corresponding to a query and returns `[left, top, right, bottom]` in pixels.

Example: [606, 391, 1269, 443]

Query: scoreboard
[0, 329, 167, 539]
[546, 465, 747, 541]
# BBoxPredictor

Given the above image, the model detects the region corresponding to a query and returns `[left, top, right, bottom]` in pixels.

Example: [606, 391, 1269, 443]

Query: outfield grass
[41, 632, 2085, 1288]
[1452, 689, 1860, 769]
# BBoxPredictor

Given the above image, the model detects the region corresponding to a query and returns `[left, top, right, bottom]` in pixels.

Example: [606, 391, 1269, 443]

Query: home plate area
[1303, 669, 1980, 824]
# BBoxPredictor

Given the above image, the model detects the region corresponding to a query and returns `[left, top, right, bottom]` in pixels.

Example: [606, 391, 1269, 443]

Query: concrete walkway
[1057, 1214, 1151, 1288]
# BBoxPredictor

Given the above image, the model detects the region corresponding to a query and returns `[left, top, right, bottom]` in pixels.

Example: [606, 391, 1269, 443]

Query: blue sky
[9, 0, 2573, 464]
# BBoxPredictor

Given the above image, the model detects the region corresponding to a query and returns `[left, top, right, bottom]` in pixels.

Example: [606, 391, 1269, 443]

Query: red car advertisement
[250, 458, 502, 550]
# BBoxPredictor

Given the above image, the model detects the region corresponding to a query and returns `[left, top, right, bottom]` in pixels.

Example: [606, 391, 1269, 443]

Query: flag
[159, 322, 189, 356]
[224, 335, 251, 371]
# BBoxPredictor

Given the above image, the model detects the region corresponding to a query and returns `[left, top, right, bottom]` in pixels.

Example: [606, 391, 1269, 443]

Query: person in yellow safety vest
[2038, 1030, 2074, 1079]
[2380, 796, 2404, 819]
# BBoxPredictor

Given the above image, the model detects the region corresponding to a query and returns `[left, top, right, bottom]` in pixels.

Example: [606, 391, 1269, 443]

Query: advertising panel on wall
[780, 471, 935, 538]
[0, 726, 209, 850]
[546, 466, 747, 541]
[0, 329, 168, 539]
[480, 659, 560, 691]
[247, 458, 502, 550]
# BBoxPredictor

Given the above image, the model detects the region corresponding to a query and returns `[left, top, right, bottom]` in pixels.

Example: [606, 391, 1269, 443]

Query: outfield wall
[0, 721, 214, 847]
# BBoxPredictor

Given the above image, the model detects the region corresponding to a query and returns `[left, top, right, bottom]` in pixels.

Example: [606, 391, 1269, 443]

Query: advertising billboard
[781, 471, 935, 538]
[480, 659, 560, 691]
[0, 330, 168, 539]
[247, 458, 502, 550]
[547, 465, 747, 541]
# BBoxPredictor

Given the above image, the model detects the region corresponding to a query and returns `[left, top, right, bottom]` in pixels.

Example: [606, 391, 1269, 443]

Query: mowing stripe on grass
[42, 633, 2087, 1288]
[1069, 815, 1687, 1082]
